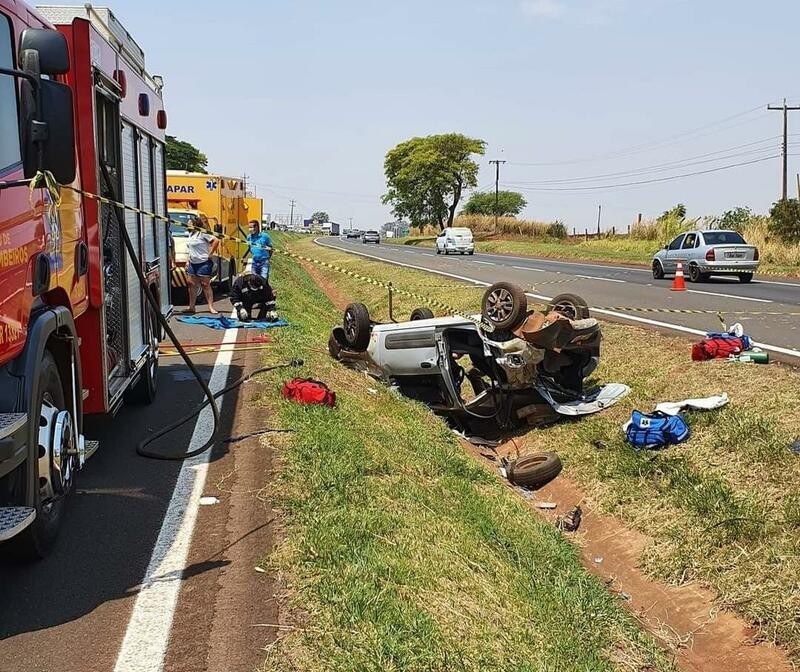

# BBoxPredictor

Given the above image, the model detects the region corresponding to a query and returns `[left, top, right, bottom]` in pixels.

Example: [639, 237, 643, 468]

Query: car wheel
[410, 307, 434, 321]
[546, 293, 590, 320]
[688, 264, 702, 283]
[738, 273, 753, 283]
[652, 260, 665, 280]
[507, 452, 562, 489]
[327, 332, 343, 360]
[128, 302, 159, 404]
[468, 251, 474, 255]
[460, 251, 465, 255]
[436, 247, 441, 255]
[342, 302, 371, 352]
[481, 282, 528, 331]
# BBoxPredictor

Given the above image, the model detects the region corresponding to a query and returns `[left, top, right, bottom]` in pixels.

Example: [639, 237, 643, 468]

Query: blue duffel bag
[625, 411, 690, 449]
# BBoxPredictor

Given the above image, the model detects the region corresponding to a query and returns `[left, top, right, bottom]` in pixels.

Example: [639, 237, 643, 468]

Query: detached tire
[327, 332, 343, 360]
[507, 452, 562, 489]
[546, 293, 590, 320]
[342, 302, 371, 352]
[481, 282, 528, 331]
[410, 307, 434, 321]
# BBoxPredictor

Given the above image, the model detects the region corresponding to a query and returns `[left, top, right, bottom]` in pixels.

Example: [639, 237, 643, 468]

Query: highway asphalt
[318, 238, 800, 359]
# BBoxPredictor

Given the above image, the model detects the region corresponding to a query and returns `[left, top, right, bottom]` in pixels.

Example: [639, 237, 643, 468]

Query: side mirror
[21, 79, 76, 183]
[20, 29, 69, 75]
[664, 244, 669, 250]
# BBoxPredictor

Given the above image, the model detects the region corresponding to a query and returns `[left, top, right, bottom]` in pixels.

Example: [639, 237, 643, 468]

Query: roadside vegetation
[394, 211, 800, 276]
[256, 239, 674, 671]
[269, 234, 800, 662]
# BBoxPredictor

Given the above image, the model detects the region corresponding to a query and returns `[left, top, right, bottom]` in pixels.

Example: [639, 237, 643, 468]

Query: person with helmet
[230, 272, 277, 322]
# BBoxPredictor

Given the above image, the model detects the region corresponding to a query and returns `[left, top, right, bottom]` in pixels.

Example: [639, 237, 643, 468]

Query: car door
[664, 234, 686, 272]
[680, 232, 698, 265]
[436, 230, 446, 252]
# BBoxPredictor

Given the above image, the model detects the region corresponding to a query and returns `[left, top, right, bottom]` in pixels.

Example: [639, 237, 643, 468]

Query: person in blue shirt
[246, 220, 273, 280]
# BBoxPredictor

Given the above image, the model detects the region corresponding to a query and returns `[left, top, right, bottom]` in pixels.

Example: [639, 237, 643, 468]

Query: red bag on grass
[691, 336, 746, 361]
[281, 378, 336, 407]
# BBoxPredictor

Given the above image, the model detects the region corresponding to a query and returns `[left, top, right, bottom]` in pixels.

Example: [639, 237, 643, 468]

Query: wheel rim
[344, 309, 358, 341]
[485, 287, 515, 323]
[38, 395, 75, 508]
[552, 301, 578, 320]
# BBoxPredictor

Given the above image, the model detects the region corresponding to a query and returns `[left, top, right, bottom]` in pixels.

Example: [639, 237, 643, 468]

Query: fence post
[627, 224, 631, 236]
[584, 228, 588, 242]
[612, 226, 616, 236]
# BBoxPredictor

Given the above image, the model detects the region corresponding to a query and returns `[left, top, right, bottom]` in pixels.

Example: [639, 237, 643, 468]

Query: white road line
[316, 239, 800, 360]
[474, 261, 495, 265]
[114, 318, 239, 672]
[575, 274, 627, 284]
[686, 289, 773, 303]
[512, 265, 546, 271]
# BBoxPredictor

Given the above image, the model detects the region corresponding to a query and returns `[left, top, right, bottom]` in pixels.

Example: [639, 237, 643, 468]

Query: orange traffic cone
[671, 262, 687, 291]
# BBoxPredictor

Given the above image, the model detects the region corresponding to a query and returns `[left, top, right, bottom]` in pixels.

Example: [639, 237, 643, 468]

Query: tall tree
[311, 211, 330, 223]
[383, 133, 486, 229]
[166, 135, 208, 173]
[462, 190, 527, 216]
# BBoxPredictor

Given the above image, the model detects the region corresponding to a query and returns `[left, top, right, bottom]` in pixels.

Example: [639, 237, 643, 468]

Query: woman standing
[185, 216, 220, 314]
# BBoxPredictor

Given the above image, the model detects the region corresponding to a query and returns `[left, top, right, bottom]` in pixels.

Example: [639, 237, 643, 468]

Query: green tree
[658, 203, 686, 221]
[166, 135, 208, 173]
[718, 206, 753, 233]
[462, 190, 527, 216]
[311, 211, 330, 223]
[383, 133, 486, 230]
[769, 199, 800, 243]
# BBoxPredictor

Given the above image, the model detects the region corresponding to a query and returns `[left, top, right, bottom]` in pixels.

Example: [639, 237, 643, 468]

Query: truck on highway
[167, 171, 259, 291]
[0, 3, 170, 556]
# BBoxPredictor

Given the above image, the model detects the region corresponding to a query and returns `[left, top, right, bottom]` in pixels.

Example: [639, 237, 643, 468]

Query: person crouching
[231, 272, 277, 322]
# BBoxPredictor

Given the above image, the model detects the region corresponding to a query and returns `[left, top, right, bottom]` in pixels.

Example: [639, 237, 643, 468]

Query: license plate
[725, 252, 745, 259]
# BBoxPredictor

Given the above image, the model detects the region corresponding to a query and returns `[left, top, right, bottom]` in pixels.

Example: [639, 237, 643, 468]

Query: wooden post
[584, 228, 589, 241]
[612, 226, 616, 236]
[627, 224, 631, 236]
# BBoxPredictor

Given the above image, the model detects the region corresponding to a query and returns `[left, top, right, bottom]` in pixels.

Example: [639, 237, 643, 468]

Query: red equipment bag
[691, 336, 746, 361]
[281, 378, 336, 407]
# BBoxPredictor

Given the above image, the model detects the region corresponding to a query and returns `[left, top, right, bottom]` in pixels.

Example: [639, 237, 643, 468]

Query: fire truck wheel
[129, 305, 159, 404]
[11, 351, 71, 558]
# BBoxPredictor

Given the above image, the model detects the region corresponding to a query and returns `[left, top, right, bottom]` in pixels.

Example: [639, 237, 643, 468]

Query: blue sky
[123, 0, 799, 230]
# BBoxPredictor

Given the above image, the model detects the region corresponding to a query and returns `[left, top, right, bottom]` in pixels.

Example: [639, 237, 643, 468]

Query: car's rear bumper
[697, 261, 759, 273]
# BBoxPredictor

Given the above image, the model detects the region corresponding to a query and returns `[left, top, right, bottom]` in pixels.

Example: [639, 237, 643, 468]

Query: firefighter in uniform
[230, 273, 278, 322]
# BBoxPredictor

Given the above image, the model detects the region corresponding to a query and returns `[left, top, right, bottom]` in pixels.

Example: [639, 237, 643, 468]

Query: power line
[506, 139, 780, 186]
[512, 105, 772, 167]
[508, 155, 779, 192]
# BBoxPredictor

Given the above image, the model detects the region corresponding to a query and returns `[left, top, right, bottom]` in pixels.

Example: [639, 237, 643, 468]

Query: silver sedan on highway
[652, 230, 760, 283]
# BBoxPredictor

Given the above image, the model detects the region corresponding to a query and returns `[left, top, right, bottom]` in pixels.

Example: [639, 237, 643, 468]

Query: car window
[703, 231, 746, 245]
[0, 14, 22, 173]
[667, 234, 685, 251]
[681, 233, 697, 249]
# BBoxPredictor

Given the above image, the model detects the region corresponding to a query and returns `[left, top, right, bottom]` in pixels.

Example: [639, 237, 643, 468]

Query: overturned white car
[329, 282, 629, 439]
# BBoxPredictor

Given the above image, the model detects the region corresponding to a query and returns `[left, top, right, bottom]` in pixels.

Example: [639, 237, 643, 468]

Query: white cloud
[520, 0, 566, 19]
[519, 0, 626, 24]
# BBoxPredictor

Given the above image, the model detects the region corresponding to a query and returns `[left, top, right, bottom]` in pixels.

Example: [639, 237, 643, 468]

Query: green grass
[256, 244, 674, 672]
[273, 234, 800, 661]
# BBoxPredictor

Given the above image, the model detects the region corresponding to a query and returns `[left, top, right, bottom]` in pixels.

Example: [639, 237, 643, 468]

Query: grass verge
[271, 234, 800, 661]
[257, 243, 674, 671]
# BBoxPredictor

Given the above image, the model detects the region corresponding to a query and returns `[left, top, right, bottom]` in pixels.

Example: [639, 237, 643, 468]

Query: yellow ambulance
[166, 171, 262, 291]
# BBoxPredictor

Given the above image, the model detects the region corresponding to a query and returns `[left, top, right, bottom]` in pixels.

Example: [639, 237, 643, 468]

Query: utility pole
[289, 199, 296, 229]
[796, 173, 800, 200]
[348, 217, 353, 231]
[767, 99, 800, 200]
[488, 159, 506, 231]
[596, 205, 602, 236]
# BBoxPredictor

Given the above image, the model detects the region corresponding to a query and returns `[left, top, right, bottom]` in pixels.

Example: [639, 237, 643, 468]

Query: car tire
[507, 452, 562, 489]
[546, 293, 590, 320]
[327, 332, 343, 360]
[481, 282, 528, 331]
[460, 251, 465, 255]
[738, 273, 753, 283]
[468, 251, 474, 255]
[410, 307, 434, 321]
[436, 247, 441, 255]
[688, 264, 702, 283]
[342, 302, 371, 352]
[652, 260, 665, 280]
[128, 302, 159, 405]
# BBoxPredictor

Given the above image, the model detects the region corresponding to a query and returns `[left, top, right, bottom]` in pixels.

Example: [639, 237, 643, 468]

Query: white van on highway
[435, 227, 475, 255]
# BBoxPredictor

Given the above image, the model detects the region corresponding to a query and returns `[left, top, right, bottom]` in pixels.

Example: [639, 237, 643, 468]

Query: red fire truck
[0, 3, 170, 556]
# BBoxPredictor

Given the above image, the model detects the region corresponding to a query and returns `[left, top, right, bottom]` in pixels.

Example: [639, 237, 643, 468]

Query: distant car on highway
[344, 230, 362, 239]
[361, 230, 380, 244]
[435, 227, 475, 255]
[652, 230, 759, 283]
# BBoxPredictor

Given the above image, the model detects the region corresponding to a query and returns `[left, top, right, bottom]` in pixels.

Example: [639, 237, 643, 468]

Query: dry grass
[278, 233, 800, 661]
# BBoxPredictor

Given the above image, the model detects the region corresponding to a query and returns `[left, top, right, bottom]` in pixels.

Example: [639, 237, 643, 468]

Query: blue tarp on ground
[177, 315, 289, 330]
